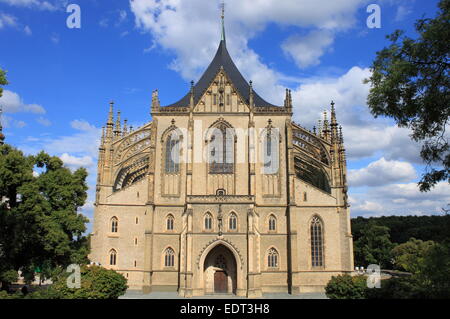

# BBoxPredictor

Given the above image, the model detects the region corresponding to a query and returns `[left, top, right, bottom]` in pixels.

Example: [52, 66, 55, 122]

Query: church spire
[221, 2, 226, 44]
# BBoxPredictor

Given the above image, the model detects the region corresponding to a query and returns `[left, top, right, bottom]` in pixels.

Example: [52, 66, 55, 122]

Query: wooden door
[214, 271, 227, 293]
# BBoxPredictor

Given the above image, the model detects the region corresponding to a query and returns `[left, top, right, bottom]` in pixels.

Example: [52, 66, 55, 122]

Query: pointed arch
[206, 119, 235, 174]
[162, 127, 182, 174]
[310, 215, 324, 267]
[204, 212, 213, 231]
[228, 211, 237, 231]
[268, 214, 277, 232]
[267, 247, 279, 268]
[110, 216, 118, 233]
[109, 249, 117, 266]
[163, 247, 175, 267]
[166, 214, 174, 231]
[260, 125, 281, 175]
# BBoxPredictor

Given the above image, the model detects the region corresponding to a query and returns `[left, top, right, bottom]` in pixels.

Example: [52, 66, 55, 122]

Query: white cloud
[350, 182, 450, 217]
[23, 25, 32, 35]
[71, 119, 97, 132]
[0, 12, 18, 29]
[129, 0, 371, 81]
[0, 90, 46, 114]
[60, 153, 94, 169]
[0, 0, 65, 11]
[348, 157, 417, 187]
[395, 5, 412, 21]
[36, 116, 51, 126]
[282, 30, 334, 68]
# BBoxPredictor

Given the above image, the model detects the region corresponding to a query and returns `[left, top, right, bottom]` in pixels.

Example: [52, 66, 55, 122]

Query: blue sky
[0, 0, 448, 231]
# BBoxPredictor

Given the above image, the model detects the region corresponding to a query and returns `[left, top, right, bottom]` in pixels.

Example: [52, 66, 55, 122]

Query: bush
[325, 274, 367, 299]
[48, 265, 128, 299]
[0, 265, 128, 299]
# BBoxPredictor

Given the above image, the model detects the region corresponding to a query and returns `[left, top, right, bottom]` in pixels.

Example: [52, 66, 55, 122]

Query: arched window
[209, 124, 234, 174]
[267, 248, 278, 268]
[109, 249, 117, 266]
[111, 217, 118, 233]
[229, 212, 237, 231]
[263, 129, 279, 174]
[204, 213, 213, 230]
[166, 215, 174, 231]
[165, 132, 180, 174]
[268, 215, 276, 231]
[164, 248, 175, 267]
[311, 216, 324, 267]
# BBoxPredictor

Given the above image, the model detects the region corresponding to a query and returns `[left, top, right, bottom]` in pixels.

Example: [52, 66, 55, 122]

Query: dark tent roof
[164, 40, 280, 108]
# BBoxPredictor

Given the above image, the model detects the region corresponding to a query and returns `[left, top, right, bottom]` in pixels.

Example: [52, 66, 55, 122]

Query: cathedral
[90, 12, 354, 297]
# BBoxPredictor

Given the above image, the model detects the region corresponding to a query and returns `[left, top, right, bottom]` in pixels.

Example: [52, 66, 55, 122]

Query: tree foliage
[0, 144, 89, 289]
[325, 275, 366, 299]
[42, 265, 128, 299]
[353, 222, 394, 268]
[391, 238, 436, 273]
[0, 67, 7, 98]
[352, 215, 450, 244]
[365, 0, 450, 191]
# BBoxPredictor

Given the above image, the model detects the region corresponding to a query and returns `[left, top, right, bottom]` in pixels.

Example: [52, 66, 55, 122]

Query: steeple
[163, 3, 280, 109]
[106, 101, 115, 141]
[221, 2, 226, 44]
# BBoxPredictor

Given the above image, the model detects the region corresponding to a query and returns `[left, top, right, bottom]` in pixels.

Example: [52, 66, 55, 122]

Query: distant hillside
[351, 215, 450, 244]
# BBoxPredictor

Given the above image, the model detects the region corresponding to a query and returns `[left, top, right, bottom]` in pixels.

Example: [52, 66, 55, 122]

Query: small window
[134, 238, 138, 246]
[134, 260, 137, 267]
[213, 94, 217, 105]
[111, 217, 118, 233]
[226, 94, 231, 105]
[216, 188, 226, 196]
[269, 215, 276, 231]
[268, 248, 278, 268]
[164, 248, 175, 267]
[304, 192, 307, 202]
[229, 213, 237, 231]
[136, 217, 139, 224]
[204, 213, 212, 230]
[109, 249, 117, 266]
[166, 215, 174, 231]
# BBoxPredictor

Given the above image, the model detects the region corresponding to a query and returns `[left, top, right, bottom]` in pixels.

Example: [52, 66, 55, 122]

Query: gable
[193, 70, 250, 113]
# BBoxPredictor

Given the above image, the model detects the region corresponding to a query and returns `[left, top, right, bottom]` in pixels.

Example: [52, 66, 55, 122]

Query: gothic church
[90, 11, 354, 297]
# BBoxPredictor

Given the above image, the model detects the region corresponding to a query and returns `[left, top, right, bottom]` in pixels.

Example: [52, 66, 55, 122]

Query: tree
[44, 265, 128, 299]
[391, 238, 436, 273]
[365, 0, 450, 191]
[0, 67, 7, 97]
[325, 275, 367, 299]
[0, 145, 90, 290]
[354, 222, 394, 268]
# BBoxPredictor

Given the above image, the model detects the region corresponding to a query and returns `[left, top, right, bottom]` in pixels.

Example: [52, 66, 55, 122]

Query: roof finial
[221, 2, 226, 44]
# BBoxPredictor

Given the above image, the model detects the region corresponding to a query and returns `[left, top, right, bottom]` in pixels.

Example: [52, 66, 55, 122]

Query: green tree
[354, 222, 394, 268]
[0, 145, 89, 290]
[32, 265, 128, 299]
[391, 238, 436, 273]
[365, 0, 450, 191]
[325, 274, 366, 299]
[0, 67, 7, 97]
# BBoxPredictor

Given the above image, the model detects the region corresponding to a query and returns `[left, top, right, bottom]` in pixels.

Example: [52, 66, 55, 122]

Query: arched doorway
[203, 244, 237, 294]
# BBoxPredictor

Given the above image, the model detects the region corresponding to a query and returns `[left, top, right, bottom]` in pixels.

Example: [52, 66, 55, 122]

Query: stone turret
[151, 89, 160, 113]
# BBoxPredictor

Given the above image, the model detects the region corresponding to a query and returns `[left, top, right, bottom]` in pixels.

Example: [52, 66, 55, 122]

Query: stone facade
[90, 32, 354, 297]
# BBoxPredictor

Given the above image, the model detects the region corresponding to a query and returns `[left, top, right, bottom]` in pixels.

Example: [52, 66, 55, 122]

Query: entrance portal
[203, 244, 237, 294]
